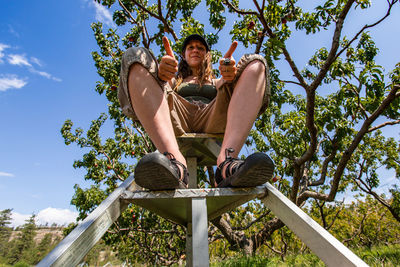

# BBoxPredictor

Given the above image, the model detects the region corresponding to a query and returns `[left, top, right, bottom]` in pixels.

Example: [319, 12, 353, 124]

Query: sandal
[134, 152, 188, 190]
[216, 148, 274, 188]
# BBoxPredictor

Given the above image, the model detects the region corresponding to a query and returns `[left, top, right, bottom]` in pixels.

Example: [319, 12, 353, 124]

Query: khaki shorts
[118, 47, 270, 136]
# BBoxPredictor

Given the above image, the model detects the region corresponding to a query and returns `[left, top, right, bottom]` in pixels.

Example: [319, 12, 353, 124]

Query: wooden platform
[38, 133, 368, 267]
[176, 133, 223, 166]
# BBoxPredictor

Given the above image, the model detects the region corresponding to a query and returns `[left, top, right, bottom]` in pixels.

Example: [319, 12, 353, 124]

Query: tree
[0, 209, 13, 259]
[31, 233, 54, 264]
[6, 215, 36, 265]
[61, 0, 400, 264]
[308, 196, 400, 249]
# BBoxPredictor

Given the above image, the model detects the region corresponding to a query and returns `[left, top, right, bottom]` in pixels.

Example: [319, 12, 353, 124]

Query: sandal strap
[215, 148, 243, 185]
[163, 152, 189, 185]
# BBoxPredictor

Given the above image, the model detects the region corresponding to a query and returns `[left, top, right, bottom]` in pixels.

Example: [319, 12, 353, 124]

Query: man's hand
[218, 41, 238, 82]
[158, 36, 178, 82]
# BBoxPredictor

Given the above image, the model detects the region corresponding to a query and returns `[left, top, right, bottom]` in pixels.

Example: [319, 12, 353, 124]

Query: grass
[357, 245, 400, 267]
[2, 245, 399, 266]
[211, 244, 400, 267]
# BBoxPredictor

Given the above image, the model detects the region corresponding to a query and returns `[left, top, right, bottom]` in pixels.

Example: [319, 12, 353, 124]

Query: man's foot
[216, 148, 274, 188]
[134, 152, 188, 190]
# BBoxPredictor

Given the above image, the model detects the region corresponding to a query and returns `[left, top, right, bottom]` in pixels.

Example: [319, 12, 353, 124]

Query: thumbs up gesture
[158, 36, 178, 82]
[218, 41, 238, 82]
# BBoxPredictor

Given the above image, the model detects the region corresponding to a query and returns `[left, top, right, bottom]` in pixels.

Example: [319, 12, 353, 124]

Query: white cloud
[30, 56, 42, 66]
[8, 54, 32, 67]
[0, 74, 27, 92]
[8, 25, 20, 38]
[36, 207, 78, 226]
[92, 1, 116, 27]
[11, 208, 78, 228]
[1, 45, 61, 82]
[0, 171, 15, 177]
[29, 68, 62, 82]
[11, 212, 31, 227]
[0, 43, 10, 63]
[0, 43, 10, 50]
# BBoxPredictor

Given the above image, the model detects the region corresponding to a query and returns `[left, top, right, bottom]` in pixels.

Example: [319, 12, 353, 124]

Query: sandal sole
[134, 152, 186, 190]
[220, 153, 275, 188]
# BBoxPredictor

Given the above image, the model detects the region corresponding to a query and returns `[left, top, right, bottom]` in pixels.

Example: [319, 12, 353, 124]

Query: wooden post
[190, 198, 209, 267]
[187, 157, 198, 189]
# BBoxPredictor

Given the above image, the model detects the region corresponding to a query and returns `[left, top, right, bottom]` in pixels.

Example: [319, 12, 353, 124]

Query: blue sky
[0, 0, 113, 226]
[0, 1, 399, 227]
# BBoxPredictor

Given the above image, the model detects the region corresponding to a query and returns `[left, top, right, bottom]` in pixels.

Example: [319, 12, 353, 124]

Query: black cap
[181, 34, 210, 53]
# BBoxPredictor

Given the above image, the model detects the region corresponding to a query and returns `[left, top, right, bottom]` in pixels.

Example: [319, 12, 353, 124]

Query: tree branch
[300, 84, 399, 204]
[328, 84, 400, 201]
[327, 202, 345, 230]
[249, 0, 309, 88]
[344, 75, 368, 119]
[130, 0, 178, 41]
[368, 119, 400, 133]
[222, 0, 258, 16]
[317, 201, 328, 228]
[309, 137, 339, 186]
[264, 240, 285, 256]
[118, 0, 138, 24]
[252, 217, 284, 251]
[131, 0, 160, 20]
[343, 209, 370, 244]
[335, 0, 397, 61]
[352, 169, 400, 222]
[211, 215, 252, 252]
[280, 79, 303, 86]
[232, 210, 271, 231]
[281, 47, 309, 89]
[310, 0, 355, 92]
[134, 123, 152, 153]
[297, 190, 329, 204]
[255, 30, 266, 54]
[292, 2, 357, 188]
[290, 165, 303, 201]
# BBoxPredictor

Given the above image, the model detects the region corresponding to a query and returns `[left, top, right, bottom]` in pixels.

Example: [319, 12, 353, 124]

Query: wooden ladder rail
[37, 176, 135, 267]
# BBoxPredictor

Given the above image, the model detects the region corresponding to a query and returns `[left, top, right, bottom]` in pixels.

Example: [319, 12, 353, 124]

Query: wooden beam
[261, 183, 368, 267]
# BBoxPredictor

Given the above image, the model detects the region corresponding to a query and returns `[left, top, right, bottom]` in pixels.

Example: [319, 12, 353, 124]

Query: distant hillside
[9, 227, 63, 244]
[2, 225, 122, 266]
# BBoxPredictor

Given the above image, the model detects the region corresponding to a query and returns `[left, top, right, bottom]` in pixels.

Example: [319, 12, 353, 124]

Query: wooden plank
[121, 187, 266, 225]
[187, 157, 198, 188]
[121, 187, 267, 200]
[177, 133, 222, 166]
[191, 198, 209, 267]
[186, 222, 193, 267]
[203, 138, 221, 159]
[37, 176, 135, 267]
[261, 183, 368, 267]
